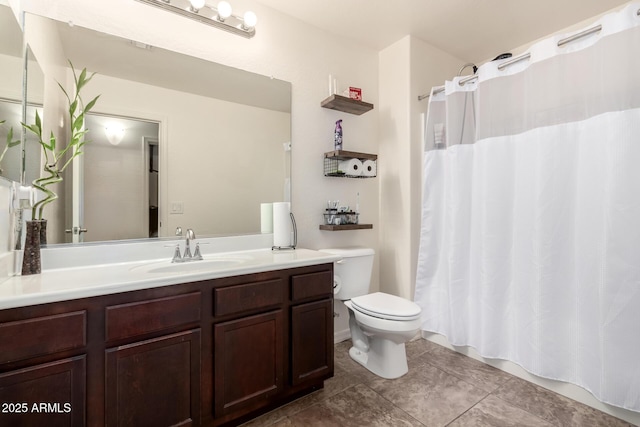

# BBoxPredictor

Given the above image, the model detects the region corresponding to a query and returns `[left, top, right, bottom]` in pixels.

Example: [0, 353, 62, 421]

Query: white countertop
[0, 248, 340, 310]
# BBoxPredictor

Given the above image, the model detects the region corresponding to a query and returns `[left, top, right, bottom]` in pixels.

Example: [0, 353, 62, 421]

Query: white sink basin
[130, 257, 247, 274]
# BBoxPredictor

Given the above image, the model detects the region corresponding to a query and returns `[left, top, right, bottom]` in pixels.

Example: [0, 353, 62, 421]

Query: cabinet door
[0, 355, 86, 427]
[291, 299, 334, 386]
[213, 310, 283, 417]
[105, 329, 201, 427]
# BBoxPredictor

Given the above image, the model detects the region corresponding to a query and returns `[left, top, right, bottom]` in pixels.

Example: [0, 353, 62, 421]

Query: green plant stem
[0, 144, 8, 174]
[21, 60, 100, 220]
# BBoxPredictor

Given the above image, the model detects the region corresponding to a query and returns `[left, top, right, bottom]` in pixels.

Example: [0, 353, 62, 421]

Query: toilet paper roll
[362, 160, 377, 177]
[333, 275, 342, 295]
[338, 159, 363, 176]
[260, 203, 273, 234]
[272, 202, 292, 247]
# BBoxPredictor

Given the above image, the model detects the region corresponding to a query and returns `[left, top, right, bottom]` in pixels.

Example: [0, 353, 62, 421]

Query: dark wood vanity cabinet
[290, 271, 334, 386]
[105, 329, 202, 427]
[0, 356, 86, 426]
[213, 310, 284, 417]
[0, 262, 334, 427]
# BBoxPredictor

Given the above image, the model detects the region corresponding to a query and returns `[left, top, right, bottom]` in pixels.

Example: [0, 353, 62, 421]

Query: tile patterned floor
[241, 339, 636, 427]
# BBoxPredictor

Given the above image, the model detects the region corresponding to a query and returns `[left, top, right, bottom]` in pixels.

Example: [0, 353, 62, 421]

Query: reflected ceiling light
[135, 0, 257, 38]
[105, 125, 125, 146]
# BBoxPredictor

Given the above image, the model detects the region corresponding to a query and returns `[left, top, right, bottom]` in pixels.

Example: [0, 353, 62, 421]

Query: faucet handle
[192, 243, 203, 261]
[171, 244, 182, 263]
[175, 226, 183, 236]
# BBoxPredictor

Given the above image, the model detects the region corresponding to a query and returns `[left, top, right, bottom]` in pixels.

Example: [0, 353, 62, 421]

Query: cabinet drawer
[106, 292, 201, 342]
[214, 279, 283, 317]
[0, 311, 86, 364]
[291, 271, 333, 302]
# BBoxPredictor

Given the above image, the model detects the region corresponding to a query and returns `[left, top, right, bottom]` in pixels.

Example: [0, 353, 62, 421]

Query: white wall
[378, 37, 411, 299]
[378, 36, 464, 300]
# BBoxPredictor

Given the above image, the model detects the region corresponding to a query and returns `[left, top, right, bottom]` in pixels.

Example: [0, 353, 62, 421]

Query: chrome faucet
[184, 228, 195, 259]
[172, 228, 203, 263]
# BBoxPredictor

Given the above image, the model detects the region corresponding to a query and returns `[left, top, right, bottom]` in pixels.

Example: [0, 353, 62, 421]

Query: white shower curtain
[415, 3, 640, 412]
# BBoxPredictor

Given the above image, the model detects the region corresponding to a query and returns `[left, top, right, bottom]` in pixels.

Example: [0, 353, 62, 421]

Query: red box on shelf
[348, 87, 362, 101]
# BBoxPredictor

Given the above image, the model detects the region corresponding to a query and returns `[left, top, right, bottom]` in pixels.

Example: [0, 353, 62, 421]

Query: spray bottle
[334, 119, 343, 150]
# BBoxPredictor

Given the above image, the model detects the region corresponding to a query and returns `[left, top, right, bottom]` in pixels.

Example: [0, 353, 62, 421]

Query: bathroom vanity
[0, 248, 337, 426]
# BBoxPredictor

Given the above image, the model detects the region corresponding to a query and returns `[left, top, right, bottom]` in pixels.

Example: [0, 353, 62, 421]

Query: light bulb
[217, 1, 232, 20]
[243, 11, 257, 29]
[189, 0, 205, 12]
[105, 126, 125, 146]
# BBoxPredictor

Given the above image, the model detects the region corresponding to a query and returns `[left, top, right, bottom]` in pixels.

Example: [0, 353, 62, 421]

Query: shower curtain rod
[418, 21, 608, 101]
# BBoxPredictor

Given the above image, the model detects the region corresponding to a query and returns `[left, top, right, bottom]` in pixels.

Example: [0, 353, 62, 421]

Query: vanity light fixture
[134, 0, 257, 38]
[105, 125, 126, 146]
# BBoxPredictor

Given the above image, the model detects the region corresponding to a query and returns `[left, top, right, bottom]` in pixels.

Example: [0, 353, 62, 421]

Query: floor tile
[241, 364, 361, 426]
[448, 395, 554, 427]
[243, 340, 635, 427]
[368, 361, 488, 427]
[286, 383, 424, 427]
[405, 337, 439, 360]
[423, 346, 513, 393]
[333, 339, 380, 384]
[493, 377, 635, 427]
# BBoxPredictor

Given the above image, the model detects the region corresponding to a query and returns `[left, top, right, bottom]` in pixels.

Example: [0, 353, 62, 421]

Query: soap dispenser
[334, 119, 343, 150]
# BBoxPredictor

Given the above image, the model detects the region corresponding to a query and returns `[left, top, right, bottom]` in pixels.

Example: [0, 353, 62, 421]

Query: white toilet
[320, 247, 422, 379]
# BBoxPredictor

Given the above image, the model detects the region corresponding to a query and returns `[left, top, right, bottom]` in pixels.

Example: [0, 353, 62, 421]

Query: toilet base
[348, 337, 409, 379]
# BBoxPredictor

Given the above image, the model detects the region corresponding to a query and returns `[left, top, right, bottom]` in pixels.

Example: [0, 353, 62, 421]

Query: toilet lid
[350, 292, 422, 321]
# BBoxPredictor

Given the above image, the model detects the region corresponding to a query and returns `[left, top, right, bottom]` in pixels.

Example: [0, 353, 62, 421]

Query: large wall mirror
[23, 13, 292, 245]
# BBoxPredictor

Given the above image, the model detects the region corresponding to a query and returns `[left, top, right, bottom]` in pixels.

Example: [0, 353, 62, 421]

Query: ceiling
[255, 0, 631, 63]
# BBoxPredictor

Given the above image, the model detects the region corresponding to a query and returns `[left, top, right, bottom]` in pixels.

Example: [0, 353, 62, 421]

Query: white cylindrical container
[260, 203, 273, 234]
[272, 202, 291, 247]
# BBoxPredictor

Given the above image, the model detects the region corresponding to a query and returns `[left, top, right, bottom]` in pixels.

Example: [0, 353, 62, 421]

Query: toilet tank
[319, 247, 374, 300]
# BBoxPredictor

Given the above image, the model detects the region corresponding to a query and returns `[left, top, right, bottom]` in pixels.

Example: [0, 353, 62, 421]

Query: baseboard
[422, 331, 640, 426]
[334, 328, 350, 344]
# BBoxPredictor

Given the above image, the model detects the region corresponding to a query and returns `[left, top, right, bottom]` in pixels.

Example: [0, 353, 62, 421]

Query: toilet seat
[350, 292, 421, 321]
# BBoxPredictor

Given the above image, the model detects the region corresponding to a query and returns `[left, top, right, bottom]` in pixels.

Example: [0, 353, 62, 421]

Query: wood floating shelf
[319, 224, 373, 231]
[321, 95, 374, 115]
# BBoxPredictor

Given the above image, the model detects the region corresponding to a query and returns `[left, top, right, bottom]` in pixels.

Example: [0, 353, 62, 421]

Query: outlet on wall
[170, 201, 184, 214]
